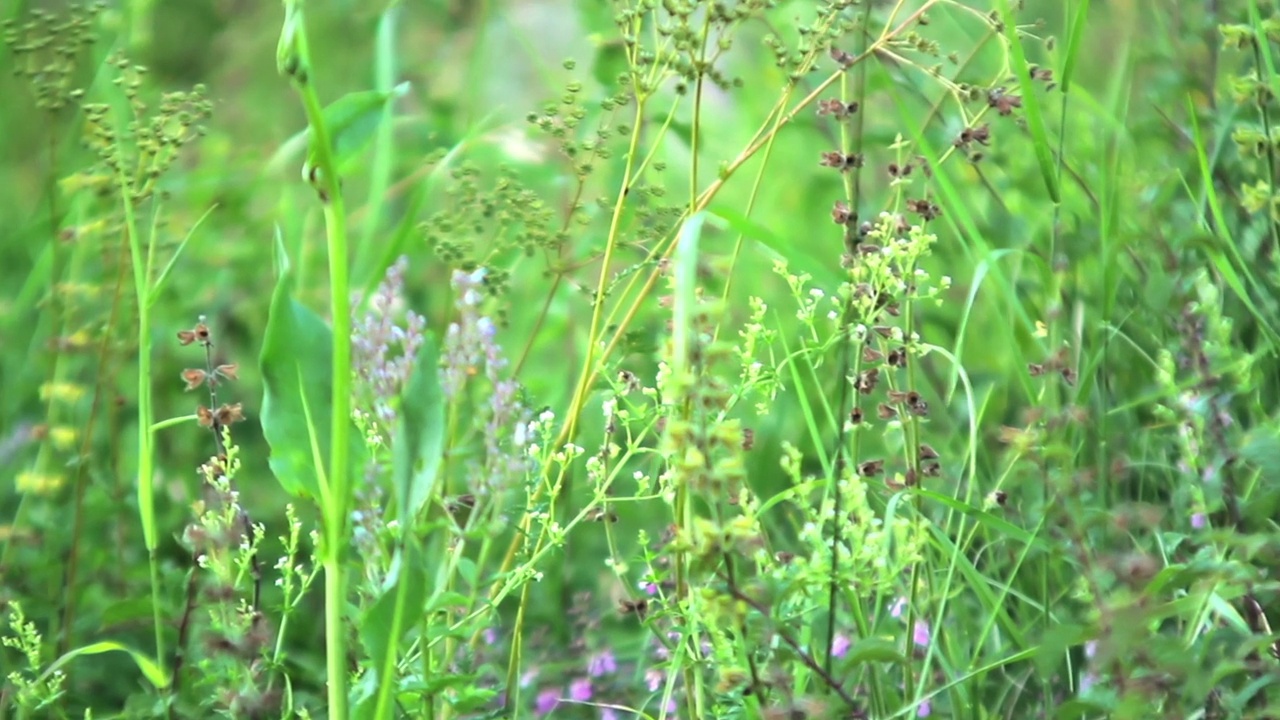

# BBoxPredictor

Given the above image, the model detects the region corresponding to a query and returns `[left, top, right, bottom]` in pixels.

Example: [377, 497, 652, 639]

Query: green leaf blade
[259, 239, 367, 501]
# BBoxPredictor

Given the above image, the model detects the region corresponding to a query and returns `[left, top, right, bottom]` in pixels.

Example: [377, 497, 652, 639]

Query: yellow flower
[15, 472, 64, 495]
[38, 382, 86, 403]
[50, 426, 78, 451]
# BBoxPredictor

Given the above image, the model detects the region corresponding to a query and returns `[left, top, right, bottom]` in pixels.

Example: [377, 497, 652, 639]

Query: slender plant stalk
[278, 4, 354, 717]
[118, 162, 163, 677]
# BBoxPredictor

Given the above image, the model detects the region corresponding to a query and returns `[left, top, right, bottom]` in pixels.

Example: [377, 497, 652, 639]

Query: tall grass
[2, 1, 1280, 719]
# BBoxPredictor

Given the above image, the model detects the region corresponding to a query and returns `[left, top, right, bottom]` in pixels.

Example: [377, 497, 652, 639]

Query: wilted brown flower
[214, 403, 244, 426]
[181, 368, 207, 391]
[177, 321, 212, 347]
[987, 88, 1022, 116]
[820, 151, 865, 172]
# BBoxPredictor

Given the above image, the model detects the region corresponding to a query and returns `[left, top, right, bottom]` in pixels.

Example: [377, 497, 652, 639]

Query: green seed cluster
[80, 54, 212, 204]
[760, 2, 860, 83]
[2, 2, 104, 113]
[607, 0, 783, 92]
[420, 163, 559, 272]
[524, 59, 630, 180]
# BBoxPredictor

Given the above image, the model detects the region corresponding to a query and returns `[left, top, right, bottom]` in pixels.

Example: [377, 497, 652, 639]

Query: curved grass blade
[1185, 96, 1280, 352]
[994, 0, 1061, 203]
[38, 641, 169, 691]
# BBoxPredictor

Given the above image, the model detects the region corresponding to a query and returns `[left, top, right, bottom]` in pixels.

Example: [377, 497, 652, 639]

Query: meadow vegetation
[2, 0, 1280, 718]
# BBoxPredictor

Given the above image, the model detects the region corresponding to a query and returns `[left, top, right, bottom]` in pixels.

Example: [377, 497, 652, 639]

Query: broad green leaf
[591, 39, 630, 92]
[358, 539, 428, 720]
[38, 641, 169, 690]
[1056, 699, 1116, 719]
[1033, 623, 1088, 680]
[259, 235, 365, 501]
[392, 332, 445, 522]
[424, 590, 471, 615]
[1241, 428, 1280, 478]
[577, 0, 630, 90]
[305, 83, 411, 182]
[843, 638, 907, 666]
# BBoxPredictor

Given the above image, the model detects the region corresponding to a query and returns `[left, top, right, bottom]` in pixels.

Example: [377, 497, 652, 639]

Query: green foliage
[304, 83, 412, 184]
[358, 539, 428, 720]
[260, 240, 365, 503]
[8, 0, 1280, 718]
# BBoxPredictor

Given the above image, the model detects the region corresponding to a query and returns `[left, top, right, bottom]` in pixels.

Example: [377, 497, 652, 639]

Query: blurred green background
[3, 0, 1278, 715]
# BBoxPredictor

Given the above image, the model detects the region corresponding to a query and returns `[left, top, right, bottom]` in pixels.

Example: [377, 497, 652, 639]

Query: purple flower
[588, 649, 617, 677]
[569, 677, 593, 702]
[441, 268, 491, 399]
[1191, 512, 1206, 529]
[912, 620, 931, 647]
[535, 688, 560, 715]
[645, 668, 664, 692]
[890, 597, 907, 618]
[917, 698, 932, 717]
[440, 267, 530, 493]
[831, 633, 851, 658]
[601, 709, 619, 720]
[889, 596, 931, 647]
[1080, 671, 1099, 693]
[351, 255, 426, 437]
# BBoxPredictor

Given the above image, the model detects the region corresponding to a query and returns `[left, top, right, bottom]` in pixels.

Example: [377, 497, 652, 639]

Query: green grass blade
[995, 0, 1061, 203]
[1059, 0, 1091, 94]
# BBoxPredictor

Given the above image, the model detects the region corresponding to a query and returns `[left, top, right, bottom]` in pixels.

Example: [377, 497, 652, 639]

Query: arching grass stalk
[117, 163, 163, 684]
[277, 4, 355, 718]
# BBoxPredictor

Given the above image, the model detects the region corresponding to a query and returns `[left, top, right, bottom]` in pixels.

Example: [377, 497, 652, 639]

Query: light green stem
[281, 5, 355, 715]
[120, 167, 162, 679]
